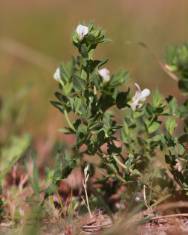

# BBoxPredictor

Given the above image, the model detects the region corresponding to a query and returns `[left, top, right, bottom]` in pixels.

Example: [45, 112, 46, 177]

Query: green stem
[115, 173, 127, 184]
[99, 152, 126, 184]
[112, 154, 127, 171]
[59, 80, 64, 87]
[107, 163, 126, 183]
[64, 110, 76, 132]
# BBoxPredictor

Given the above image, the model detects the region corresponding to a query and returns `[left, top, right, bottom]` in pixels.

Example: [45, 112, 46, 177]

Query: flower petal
[134, 83, 141, 92]
[140, 89, 151, 100]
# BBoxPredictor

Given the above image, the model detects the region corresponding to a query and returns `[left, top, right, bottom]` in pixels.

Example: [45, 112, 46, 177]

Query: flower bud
[53, 67, 61, 82]
[76, 24, 89, 40]
[98, 68, 110, 82]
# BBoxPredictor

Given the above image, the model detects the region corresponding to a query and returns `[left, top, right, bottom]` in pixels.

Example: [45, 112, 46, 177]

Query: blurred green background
[0, 0, 187, 139]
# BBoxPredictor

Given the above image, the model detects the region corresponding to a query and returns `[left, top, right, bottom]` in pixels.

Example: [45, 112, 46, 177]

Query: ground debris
[80, 210, 113, 234]
[138, 215, 188, 235]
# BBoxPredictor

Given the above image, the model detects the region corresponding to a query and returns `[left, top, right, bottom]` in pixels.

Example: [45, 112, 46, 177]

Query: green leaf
[50, 101, 64, 113]
[110, 70, 129, 87]
[72, 75, 86, 91]
[85, 60, 101, 73]
[54, 92, 68, 103]
[63, 82, 73, 95]
[99, 94, 115, 111]
[166, 43, 188, 80]
[178, 79, 188, 93]
[165, 117, 177, 135]
[147, 121, 160, 134]
[121, 122, 130, 143]
[0, 134, 31, 181]
[176, 143, 185, 155]
[166, 96, 178, 116]
[58, 128, 72, 134]
[44, 184, 57, 197]
[116, 90, 130, 109]
[30, 159, 40, 195]
[107, 143, 121, 154]
[152, 90, 164, 108]
[80, 43, 89, 57]
[60, 60, 74, 83]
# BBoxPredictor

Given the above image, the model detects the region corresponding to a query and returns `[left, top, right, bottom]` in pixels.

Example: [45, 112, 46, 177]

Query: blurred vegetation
[0, 0, 188, 138]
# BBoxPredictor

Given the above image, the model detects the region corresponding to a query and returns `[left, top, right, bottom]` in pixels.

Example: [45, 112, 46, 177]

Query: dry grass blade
[137, 41, 179, 82]
[0, 37, 57, 71]
[151, 213, 188, 221]
[126, 41, 179, 82]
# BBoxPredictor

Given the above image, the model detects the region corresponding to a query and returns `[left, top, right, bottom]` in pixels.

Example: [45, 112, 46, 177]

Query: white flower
[98, 68, 110, 82]
[76, 24, 89, 40]
[130, 83, 150, 110]
[53, 67, 61, 82]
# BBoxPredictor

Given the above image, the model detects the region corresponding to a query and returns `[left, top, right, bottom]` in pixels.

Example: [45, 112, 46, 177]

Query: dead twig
[151, 213, 188, 221]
